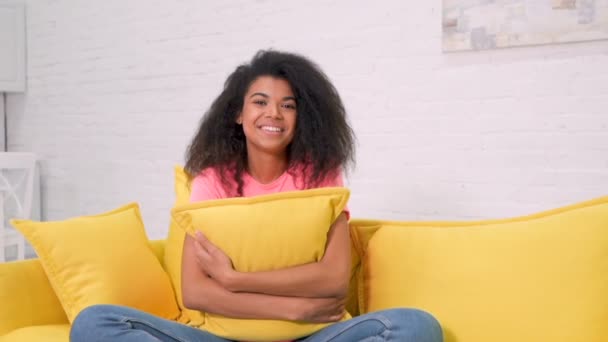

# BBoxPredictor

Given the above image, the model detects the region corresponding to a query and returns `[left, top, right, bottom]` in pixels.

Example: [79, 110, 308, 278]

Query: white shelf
[0, 152, 37, 262]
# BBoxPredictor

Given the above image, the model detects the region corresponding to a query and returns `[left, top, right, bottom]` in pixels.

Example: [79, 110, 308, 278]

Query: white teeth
[261, 126, 282, 132]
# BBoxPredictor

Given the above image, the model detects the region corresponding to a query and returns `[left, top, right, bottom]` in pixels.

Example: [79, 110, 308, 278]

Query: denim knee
[70, 304, 119, 338]
[384, 308, 443, 342]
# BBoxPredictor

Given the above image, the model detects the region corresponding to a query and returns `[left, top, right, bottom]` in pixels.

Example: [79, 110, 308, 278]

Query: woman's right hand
[292, 296, 346, 323]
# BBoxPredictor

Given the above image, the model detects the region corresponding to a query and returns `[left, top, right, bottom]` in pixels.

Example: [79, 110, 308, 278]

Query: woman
[70, 50, 443, 342]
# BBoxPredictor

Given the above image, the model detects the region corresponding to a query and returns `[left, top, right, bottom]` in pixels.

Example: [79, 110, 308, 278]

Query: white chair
[0, 152, 36, 262]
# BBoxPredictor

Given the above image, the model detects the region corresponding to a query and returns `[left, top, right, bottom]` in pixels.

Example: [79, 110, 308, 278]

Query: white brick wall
[0, 94, 4, 151]
[6, 0, 608, 238]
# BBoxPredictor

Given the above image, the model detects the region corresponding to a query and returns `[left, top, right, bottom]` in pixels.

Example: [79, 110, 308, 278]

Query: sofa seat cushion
[0, 324, 70, 342]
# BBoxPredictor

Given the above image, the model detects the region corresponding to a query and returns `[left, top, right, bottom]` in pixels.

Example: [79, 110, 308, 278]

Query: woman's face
[237, 76, 297, 158]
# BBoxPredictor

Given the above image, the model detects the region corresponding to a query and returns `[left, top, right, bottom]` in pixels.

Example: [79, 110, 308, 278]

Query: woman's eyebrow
[249, 93, 295, 101]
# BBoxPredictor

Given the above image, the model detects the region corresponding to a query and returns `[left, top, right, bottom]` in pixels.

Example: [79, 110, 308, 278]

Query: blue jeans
[70, 304, 443, 342]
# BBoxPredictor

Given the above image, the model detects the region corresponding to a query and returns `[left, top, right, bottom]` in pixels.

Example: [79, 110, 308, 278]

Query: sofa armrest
[0, 239, 165, 336]
[0, 259, 68, 335]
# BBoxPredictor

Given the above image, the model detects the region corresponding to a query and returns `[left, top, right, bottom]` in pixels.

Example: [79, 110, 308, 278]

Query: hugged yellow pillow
[171, 187, 351, 342]
[162, 166, 205, 325]
[351, 196, 608, 342]
[11, 203, 180, 323]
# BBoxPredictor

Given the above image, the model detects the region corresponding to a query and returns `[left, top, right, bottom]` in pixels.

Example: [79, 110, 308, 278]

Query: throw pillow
[11, 203, 180, 323]
[171, 187, 351, 341]
[162, 166, 206, 325]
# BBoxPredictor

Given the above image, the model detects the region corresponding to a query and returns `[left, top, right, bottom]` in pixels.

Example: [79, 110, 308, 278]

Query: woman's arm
[195, 213, 351, 299]
[181, 234, 345, 322]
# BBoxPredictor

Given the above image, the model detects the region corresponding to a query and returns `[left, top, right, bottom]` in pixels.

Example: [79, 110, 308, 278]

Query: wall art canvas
[443, 0, 608, 51]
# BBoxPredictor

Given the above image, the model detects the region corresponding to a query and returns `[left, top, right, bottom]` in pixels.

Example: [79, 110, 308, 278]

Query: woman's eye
[254, 100, 267, 106]
[283, 103, 296, 109]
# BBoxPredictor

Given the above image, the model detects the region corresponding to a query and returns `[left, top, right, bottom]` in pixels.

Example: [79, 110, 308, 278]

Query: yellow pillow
[163, 166, 205, 325]
[350, 196, 608, 342]
[11, 203, 180, 323]
[171, 187, 351, 342]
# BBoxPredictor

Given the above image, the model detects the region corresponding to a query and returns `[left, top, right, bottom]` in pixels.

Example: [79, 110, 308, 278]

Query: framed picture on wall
[442, 0, 608, 52]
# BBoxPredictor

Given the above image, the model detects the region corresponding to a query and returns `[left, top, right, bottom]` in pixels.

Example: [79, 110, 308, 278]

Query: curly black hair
[185, 50, 355, 196]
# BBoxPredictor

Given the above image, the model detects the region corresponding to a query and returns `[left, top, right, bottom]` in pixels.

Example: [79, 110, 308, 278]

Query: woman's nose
[266, 104, 282, 119]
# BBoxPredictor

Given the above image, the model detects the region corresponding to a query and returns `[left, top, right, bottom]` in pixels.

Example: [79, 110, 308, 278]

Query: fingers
[313, 299, 346, 323]
[329, 301, 345, 322]
[193, 237, 210, 265]
[194, 231, 209, 248]
[332, 305, 345, 318]
[195, 231, 219, 254]
[327, 307, 346, 322]
[327, 312, 344, 322]
[315, 312, 344, 323]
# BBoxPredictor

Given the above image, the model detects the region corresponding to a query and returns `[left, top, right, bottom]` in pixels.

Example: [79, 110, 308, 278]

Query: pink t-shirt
[189, 167, 349, 342]
[190, 167, 349, 219]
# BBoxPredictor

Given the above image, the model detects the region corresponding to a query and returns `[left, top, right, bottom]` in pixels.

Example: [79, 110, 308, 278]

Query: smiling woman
[68, 50, 444, 342]
[183, 50, 356, 198]
[237, 76, 298, 184]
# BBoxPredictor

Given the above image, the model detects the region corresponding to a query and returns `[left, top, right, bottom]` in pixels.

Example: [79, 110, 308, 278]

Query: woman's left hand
[192, 231, 236, 287]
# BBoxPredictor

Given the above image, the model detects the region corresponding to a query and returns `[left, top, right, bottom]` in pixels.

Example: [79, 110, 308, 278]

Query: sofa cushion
[171, 187, 350, 341]
[163, 166, 205, 326]
[11, 203, 180, 323]
[164, 166, 361, 322]
[0, 324, 69, 342]
[350, 196, 608, 342]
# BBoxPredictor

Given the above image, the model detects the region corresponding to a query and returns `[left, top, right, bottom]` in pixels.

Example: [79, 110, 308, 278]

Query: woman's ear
[236, 113, 243, 125]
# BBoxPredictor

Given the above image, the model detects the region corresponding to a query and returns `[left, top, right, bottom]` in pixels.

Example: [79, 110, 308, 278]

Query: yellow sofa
[0, 241, 164, 342]
[0, 242, 167, 342]
[1, 196, 607, 342]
